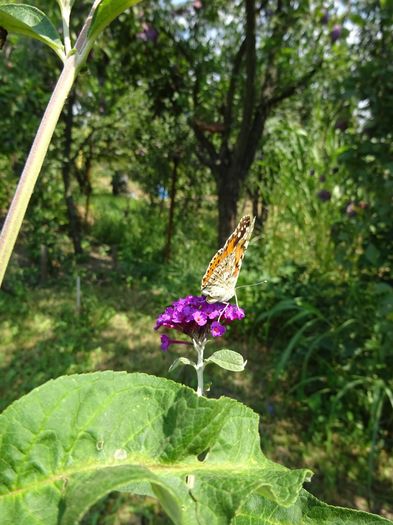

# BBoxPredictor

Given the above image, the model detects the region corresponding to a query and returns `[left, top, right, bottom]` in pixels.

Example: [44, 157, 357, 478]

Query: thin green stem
[194, 339, 206, 397]
[62, 3, 72, 55]
[0, 56, 77, 285]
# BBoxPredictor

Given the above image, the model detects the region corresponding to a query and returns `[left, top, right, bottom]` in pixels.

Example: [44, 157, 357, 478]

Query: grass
[0, 278, 164, 412]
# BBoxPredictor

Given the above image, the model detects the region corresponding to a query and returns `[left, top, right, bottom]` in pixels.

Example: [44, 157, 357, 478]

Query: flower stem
[0, 56, 77, 285]
[62, 3, 72, 55]
[172, 340, 193, 346]
[194, 339, 205, 397]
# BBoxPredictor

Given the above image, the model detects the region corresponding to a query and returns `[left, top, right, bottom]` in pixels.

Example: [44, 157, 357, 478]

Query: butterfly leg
[234, 291, 239, 309]
[218, 302, 229, 323]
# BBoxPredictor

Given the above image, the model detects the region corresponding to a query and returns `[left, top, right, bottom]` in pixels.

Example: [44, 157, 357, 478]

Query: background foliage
[0, 0, 392, 522]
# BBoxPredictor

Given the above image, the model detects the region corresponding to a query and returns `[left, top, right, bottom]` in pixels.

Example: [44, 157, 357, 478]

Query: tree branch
[231, 0, 256, 169]
[267, 58, 323, 108]
[69, 113, 125, 164]
[160, 22, 219, 169]
[221, 37, 247, 150]
[259, 0, 286, 103]
[159, 26, 194, 66]
[192, 121, 219, 170]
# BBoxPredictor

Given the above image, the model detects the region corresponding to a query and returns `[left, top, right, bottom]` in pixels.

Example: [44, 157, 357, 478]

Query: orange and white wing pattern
[201, 215, 255, 303]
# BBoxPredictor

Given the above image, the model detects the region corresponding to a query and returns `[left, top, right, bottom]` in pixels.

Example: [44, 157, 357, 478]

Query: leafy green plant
[1, 371, 391, 525]
[249, 269, 393, 504]
[256, 118, 343, 275]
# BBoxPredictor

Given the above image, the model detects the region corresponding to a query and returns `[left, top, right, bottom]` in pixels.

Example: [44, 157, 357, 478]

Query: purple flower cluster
[155, 295, 245, 350]
[137, 23, 158, 43]
[330, 24, 342, 44]
[317, 189, 332, 202]
[320, 10, 330, 25]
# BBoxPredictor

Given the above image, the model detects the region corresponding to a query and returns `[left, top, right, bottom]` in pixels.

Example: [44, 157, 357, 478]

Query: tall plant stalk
[0, 56, 77, 285]
[0, 0, 113, 286]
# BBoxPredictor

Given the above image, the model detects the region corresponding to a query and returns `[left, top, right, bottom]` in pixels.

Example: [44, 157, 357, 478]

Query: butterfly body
[201, 215, 255, 304]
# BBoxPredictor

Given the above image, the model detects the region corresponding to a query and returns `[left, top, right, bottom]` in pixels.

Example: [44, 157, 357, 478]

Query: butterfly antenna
[235, 280, 268, 290]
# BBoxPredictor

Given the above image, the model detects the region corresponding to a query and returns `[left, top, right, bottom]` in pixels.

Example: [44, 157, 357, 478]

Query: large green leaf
[0, 372, 391, 524]
[0, 371, 311, 524]
[206, 349, 247, 372]
[0, 3, 64, 59]
[87, 0, 141, 46]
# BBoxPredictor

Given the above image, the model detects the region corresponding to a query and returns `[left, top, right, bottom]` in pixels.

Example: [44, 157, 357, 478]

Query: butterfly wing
[201, 215, 255, 303]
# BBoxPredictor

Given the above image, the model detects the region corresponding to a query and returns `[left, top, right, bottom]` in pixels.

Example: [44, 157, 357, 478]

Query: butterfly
[201, 215, 255, 305]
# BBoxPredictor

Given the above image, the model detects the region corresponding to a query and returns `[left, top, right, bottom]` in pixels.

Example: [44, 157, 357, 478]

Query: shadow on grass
[0, 280, 168, 412]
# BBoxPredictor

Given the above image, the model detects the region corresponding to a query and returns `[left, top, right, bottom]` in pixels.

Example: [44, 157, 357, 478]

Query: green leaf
[205, 349, 247, 372]
[235, 489, 393, 524]
[59, 466, 189, 525]
[364, 243, 380, 266]
[348, 13, 365, 27]
[168, 356, 195, 373]
[0, 4, 64, 60]
[0, 372, 312, 524]
[87, 0, 141, 46]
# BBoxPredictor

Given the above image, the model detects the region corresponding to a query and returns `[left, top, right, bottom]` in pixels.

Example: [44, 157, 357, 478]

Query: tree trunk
[61, 91, 83, 255]
[251, 189, 259, 220]
[39, 244, 48, 283]
[251, 186, 269, 231]
[83, 154, 93, 225]
[164, 156, 179, 261]
[188, 0, 322, 248]
[216, 166, 241, 245]
[260, 196, 269, 230]
[74, 144, 93, 224]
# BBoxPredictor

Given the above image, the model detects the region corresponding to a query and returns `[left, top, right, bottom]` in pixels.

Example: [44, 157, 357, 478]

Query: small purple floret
[223, 304, 245, 321]
[330, 24, 342, 43]
[160, 334, 171, 351]
[193, 310, 208, 326]
[137, 23, 158, 43]
[206, 304, 221, 319]
[211, 321, 226, 337]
